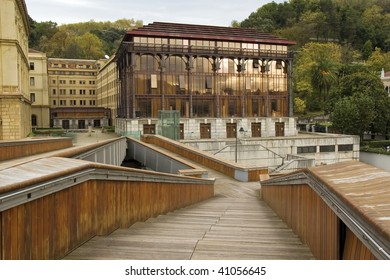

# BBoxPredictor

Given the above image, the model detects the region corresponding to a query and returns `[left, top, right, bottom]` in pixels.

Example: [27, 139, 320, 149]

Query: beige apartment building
[29, 49, 50, 128]
[48, 58, 110, 129]
[97, 56, 118, 126]
[0, 0, 31, 140]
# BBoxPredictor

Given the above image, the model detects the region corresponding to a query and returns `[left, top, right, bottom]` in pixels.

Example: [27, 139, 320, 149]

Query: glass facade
[118, 27, 293, 119]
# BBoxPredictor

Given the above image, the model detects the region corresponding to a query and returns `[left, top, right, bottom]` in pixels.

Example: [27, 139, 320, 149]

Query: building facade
[0, 0, 31, 140]
[97, 56, 118, 126]
[29, 49, 50, 128]
[381, 69, 390, 95]
[47, 58, 110, 129]
[116, 22, 296, 139]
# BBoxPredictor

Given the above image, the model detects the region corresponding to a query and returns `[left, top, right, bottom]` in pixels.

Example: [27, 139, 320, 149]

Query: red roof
[125, 22, 296, 46]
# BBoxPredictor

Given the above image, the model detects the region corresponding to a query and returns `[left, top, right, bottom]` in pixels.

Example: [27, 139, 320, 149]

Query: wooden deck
[64, 162, 314, 260]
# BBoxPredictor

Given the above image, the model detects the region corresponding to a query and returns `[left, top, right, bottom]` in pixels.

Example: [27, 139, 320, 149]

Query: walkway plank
[64, 155, 314, 260]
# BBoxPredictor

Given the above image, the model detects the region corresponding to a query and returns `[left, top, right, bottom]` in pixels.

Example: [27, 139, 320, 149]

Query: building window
[80, 100, 86, 105]
[53, 100, 57, 106]
[60, 89, 66, 95]
[60, 100, 66, 106]
[30, 93, 36, 103]
[31, 114, 37, 126]
[338, 144, 353, 152]
[89, 90, 95, 95]
[29, 62, 35, 70]
[320, 145, 335, 152]
[30, 77, 35, 86]
[297, 146, 316, 154]
[70, 100, 76, 105]
[52, 89, 56, 95]
[52, 80, 56, 84]
[79, 89, 86, 95]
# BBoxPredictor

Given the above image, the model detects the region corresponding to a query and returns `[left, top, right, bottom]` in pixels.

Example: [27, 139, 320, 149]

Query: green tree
[294, 42, 341, 110]
[75, 33, 105, 60]
[331, 70, 390, 137]
[294, 97, 306, 114]
[366, 47, 390, 72]
[331, 93, 375, 138]
[29, 18, 59, 50]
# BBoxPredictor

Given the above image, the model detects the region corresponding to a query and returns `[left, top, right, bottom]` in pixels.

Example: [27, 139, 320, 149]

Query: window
[89, 90, 96, 95]
[320, 145, 335, 152]
[31, 114, 37, 126]
[29, 62, 35, 70]
[60, 89, 66, 95]
[89, 100, 96, 105]
[80, 100, 86, 105]
[52, 89, 56, 95]
[297, 146, 316, 154]
[60, 100, 66, 106]
[79, 89, 86, 95]
[53, 100, 57, 106]
[30, 93, 36, 103]
[338, 144, 353, 152]
[52, 80, 56, 84]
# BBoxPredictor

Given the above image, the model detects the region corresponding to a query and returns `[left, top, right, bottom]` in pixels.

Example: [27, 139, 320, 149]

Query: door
[226, 123, 237, 138]
[251, 122, 261, 137]
[179, 123, 184, 140]
[78, 120, 86, 129]
[275, 122, 285, 137]
[143, 124, 156, 134]
[62, 120, 70, 129]
[200, 123, 211, 139]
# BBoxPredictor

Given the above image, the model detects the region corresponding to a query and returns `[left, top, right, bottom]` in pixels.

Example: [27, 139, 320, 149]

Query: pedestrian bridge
[0, 135, 388, 259]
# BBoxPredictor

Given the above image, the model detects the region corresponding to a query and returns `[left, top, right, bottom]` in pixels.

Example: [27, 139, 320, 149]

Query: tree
[294, 42, 341, 111]
[366, 47, 390, 72]
[294, 97, 306, 114]
[331, 93, 375, 138]
[331, 70, 390, 137]
[29, 18, 59, 50]
[75, 33, 105, 60]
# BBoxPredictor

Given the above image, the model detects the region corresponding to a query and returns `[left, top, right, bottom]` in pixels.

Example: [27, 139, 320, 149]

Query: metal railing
[126, 42, 294, 60]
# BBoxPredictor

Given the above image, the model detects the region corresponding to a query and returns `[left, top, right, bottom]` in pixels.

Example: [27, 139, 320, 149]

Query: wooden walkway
[64, 162, 314, 260]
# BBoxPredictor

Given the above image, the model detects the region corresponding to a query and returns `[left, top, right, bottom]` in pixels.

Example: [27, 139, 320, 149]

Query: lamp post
[235, 126, 245, 163]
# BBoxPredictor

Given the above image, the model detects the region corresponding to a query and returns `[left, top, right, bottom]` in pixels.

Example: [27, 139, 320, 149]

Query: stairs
[65, 195, 314, 260]
[64, 148, 314, 260]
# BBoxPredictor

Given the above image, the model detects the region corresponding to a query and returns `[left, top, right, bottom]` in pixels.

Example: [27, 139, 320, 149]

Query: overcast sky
[25, 0, 285, 27]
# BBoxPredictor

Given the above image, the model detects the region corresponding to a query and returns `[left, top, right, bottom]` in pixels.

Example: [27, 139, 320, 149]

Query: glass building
[117, 22, 295, 119]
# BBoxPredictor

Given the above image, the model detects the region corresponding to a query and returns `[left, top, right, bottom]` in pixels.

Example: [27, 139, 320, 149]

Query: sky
[24, 0, 285, 27]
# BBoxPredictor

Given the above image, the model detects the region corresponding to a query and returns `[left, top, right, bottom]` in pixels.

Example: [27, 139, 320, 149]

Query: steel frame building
[116, 22, 296, 139]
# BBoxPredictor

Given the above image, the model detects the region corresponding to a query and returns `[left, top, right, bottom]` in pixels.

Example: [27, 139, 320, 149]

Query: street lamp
[235, 127, 245, 163]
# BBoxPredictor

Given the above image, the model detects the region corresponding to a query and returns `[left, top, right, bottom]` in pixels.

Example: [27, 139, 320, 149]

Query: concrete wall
[185, 132, 360, 168]
[116, 117, 298, 139]
[360, 152, 390, 172]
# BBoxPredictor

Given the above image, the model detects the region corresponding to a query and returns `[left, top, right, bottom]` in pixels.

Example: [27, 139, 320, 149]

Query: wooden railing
[142, 135, 268, 182]
[0, 138, 72, 161]
[0, 159, 214, 259]
[261, 175, 377, 260]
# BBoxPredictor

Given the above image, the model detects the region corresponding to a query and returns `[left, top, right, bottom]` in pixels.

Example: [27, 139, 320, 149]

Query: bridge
[0, 133, 389, 260]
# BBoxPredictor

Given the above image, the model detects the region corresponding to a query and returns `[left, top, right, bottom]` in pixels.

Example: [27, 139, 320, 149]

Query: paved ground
[69, 129, 119, 146]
